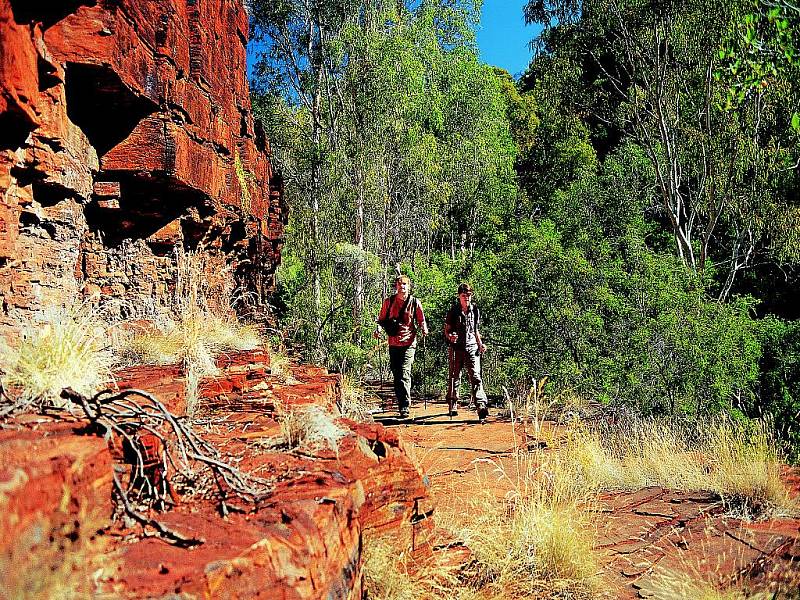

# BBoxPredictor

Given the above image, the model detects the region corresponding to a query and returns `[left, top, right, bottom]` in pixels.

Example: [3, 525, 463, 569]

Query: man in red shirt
[374, 275, 429, 418]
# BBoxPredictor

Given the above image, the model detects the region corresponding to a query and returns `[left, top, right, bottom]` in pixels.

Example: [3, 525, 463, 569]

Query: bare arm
[415, 300, 429, 336]
[444, 310, 457, 344]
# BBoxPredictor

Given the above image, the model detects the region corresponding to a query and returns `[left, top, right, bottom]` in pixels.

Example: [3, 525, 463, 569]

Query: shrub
[752, 317, 800, 463]
[481, 220, 761, 416]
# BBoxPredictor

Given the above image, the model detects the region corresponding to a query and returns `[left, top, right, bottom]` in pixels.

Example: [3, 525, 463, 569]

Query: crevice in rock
[9, 165, 79, 207]
[85, 172, 206, 247]
[38, 135, 64, 152]
[254, 118, 268, 151]
[180, 204, 216, 250]
[370, 440, 387, 459]
[221, 220, 247, 254]
[31, 180, 76, 207]
[37, 53, 60, 91]
[238, 108, 249, 138]
[8, 0, 96, 29]
[19, 209, 56, 238]
[64, 62, 157, 156]
[0, 107, 36, 151]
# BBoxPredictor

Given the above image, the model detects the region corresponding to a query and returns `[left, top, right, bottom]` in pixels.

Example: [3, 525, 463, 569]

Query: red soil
[392, 400, 800, 598]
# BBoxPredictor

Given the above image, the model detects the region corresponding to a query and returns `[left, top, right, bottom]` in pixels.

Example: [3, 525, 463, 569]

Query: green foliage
[523, 0, 800, 294]
[718, 0, 800, 115]
[255, 0, 516, 362]
[477, 218, 761, 416]
[256, 0, 799, 460]
[751, 317, 800, 461]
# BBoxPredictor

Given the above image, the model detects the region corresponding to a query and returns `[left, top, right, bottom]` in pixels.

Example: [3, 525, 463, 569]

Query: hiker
[373, 274, 429, 418]
[444, 282, 489, 422]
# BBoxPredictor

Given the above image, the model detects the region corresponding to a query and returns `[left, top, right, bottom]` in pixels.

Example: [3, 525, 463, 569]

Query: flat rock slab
[108, 421, 432, 599]
[0, 418, 113, 558]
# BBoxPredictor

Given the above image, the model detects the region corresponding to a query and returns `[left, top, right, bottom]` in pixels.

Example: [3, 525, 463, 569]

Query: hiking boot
[448, 407, 458, 417]
[399, 408, 410, 419]
[477, 404, 488, 423]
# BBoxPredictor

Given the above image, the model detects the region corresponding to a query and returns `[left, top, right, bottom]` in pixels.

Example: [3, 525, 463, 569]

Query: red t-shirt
[378, 294, 427, 347]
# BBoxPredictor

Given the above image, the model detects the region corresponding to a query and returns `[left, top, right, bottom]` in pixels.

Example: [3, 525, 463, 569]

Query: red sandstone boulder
[89, 352, 435, 599]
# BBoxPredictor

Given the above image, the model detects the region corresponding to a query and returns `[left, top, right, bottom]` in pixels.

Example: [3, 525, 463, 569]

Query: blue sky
[247, 1, 541, 79]
[477, 0, 540, 77]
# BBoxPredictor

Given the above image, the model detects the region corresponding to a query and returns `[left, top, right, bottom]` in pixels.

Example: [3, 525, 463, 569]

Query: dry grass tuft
[120, 313, 261, 367]
[500, 378, 549, 422]
[557, 416, 795, 517]
[116, 248, 261, 415]
[337, 375, 374, 421]
[362, 538, 473, 600]
[646, 569, 775, 600]
[0, 303, 113, 412]
[279, 405, 349, 454]
[708, 420, 792, 517]
[437, 450, 600, 599]
[120, 313, 260, 416]
[267, 342, 296, 384]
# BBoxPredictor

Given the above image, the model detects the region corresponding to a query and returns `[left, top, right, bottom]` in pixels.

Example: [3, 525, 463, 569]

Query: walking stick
[422, 335, 427, 410]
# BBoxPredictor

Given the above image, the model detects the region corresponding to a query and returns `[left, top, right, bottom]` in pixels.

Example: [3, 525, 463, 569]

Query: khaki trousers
[446, 346, 487, 410]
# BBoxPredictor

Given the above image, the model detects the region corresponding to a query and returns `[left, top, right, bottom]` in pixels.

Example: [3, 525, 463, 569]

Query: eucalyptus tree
[250, 0, 358, 349]
[524, 0, 800, 299]
[252, 0, 516, 358]
[330, 0, 515, 343]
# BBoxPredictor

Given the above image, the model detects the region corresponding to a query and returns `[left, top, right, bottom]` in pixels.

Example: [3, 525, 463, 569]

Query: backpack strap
[383, 293, 396, 318]
[401, 294, 414, 317]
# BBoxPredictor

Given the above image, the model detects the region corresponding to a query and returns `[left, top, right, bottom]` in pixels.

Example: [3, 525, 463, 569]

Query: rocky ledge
[0, 350, 435, 599]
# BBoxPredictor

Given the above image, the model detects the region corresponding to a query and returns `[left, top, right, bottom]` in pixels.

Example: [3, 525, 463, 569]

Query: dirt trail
[374, 396, 800, 599]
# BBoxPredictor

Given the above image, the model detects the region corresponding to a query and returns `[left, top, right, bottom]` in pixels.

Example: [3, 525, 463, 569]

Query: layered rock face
[0, 0, 285, 337]
[0, 352, 437, 599]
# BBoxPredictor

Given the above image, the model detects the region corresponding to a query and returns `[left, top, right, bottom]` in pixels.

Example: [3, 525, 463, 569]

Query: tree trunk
[310, 19, 323, 352]
[353, 177, 365, 343]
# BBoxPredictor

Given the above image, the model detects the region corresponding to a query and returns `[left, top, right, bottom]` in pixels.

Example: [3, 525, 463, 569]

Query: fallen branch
[112, 473, 203, 548]
[58, 387, 274, 546]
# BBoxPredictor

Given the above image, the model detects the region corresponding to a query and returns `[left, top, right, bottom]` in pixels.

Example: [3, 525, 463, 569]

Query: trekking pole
[422, 335, 427, 410]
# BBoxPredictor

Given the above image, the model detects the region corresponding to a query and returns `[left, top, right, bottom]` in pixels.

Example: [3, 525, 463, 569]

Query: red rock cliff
[0, 0, 285, 335]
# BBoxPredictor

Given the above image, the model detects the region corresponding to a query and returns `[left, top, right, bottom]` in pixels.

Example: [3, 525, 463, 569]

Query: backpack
[378, 294, 414, 336]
